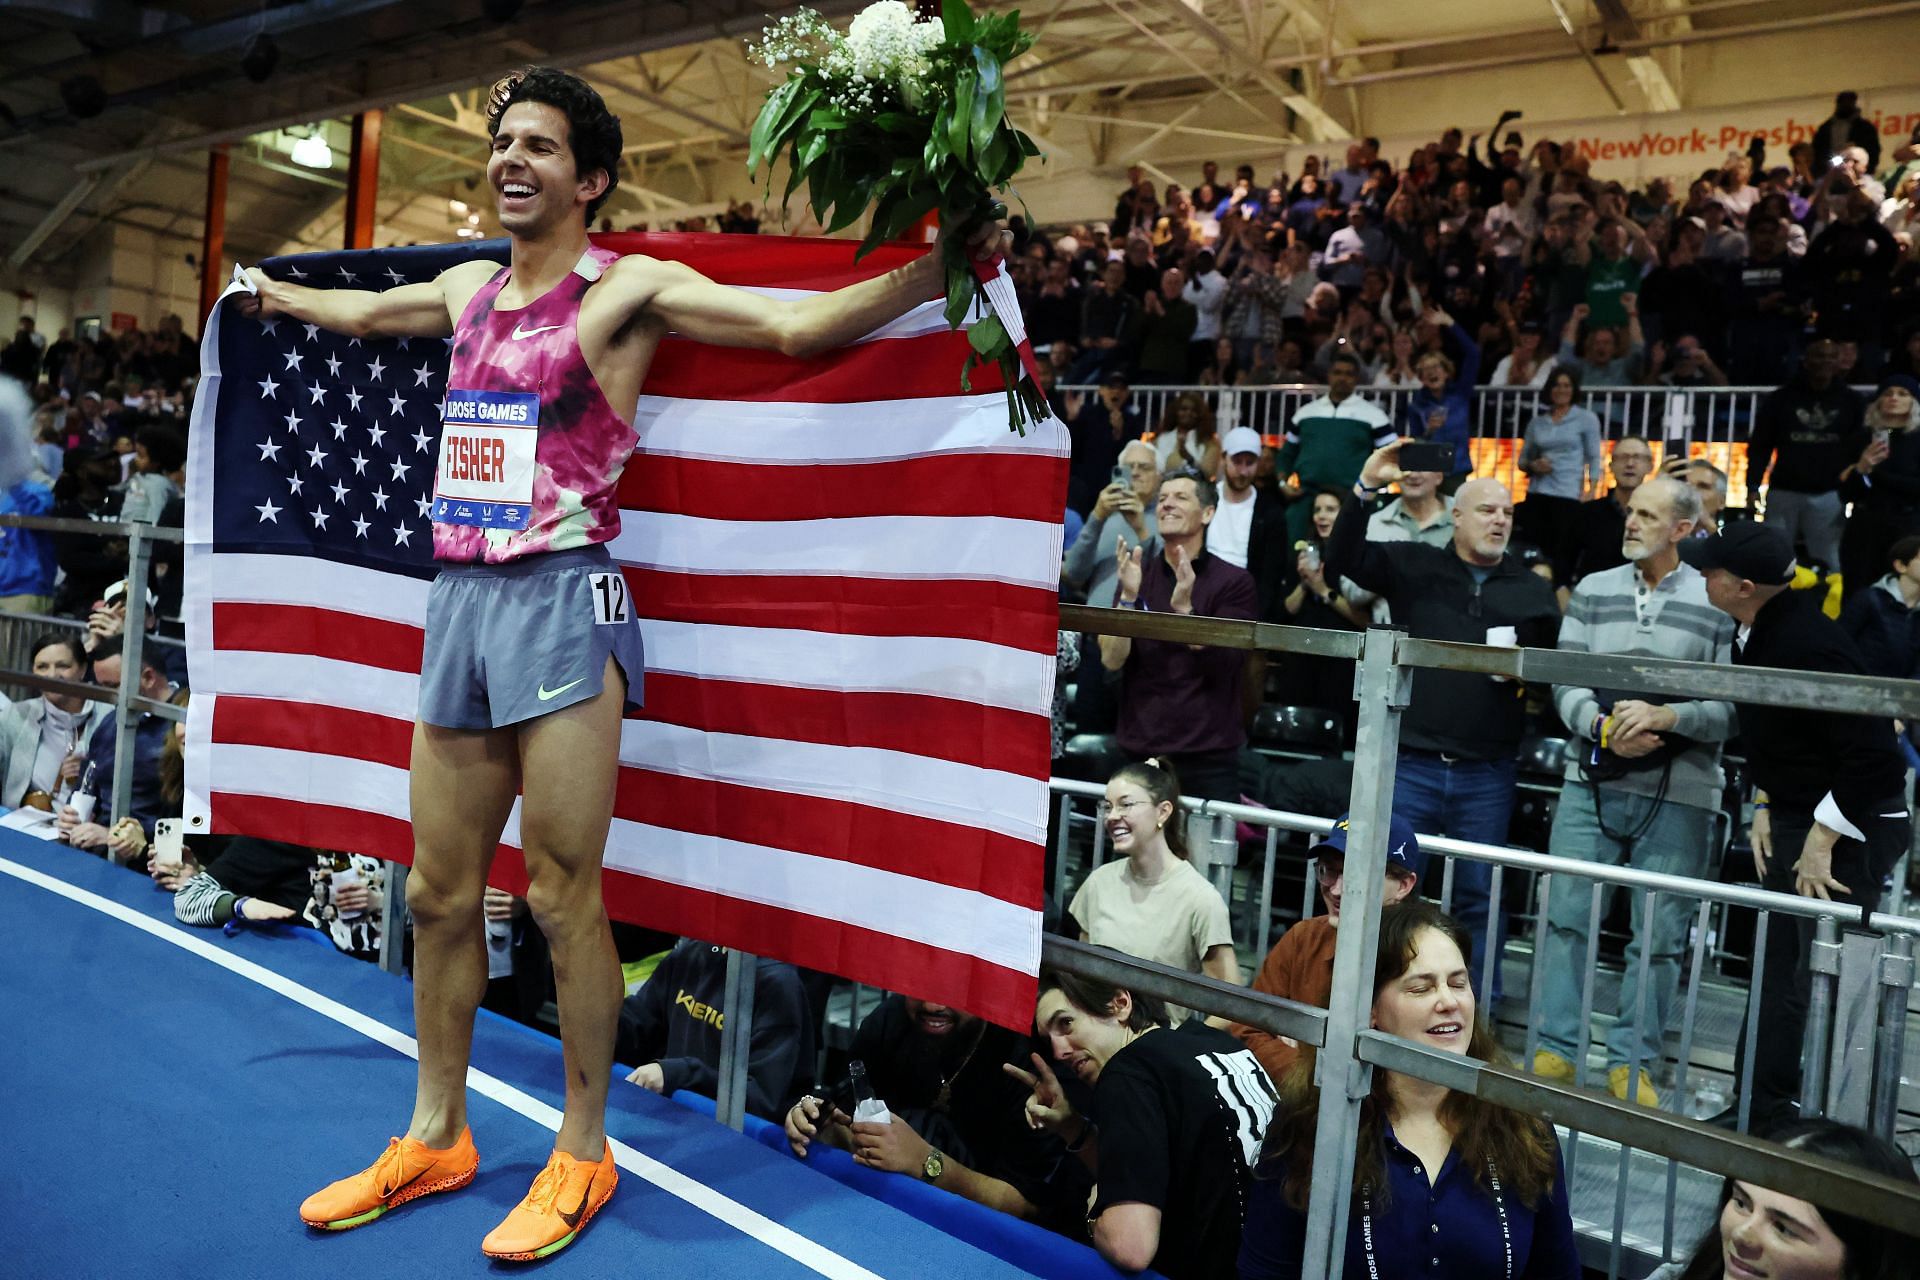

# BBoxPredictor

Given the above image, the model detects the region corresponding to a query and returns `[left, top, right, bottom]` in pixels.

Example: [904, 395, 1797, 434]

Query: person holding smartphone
[1515, 369, 1603, 587]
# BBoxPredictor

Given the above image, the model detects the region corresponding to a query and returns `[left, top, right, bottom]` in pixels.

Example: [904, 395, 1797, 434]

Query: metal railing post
[108, 525, 153, 851]
[1871, 933, 1914, 1140]
[377, 862, 407, 976]
[1300, 631, 1409, 1280]
[1800, 916, 1842, 1117]
[715, 948, 758, 1132]
[1826, 928, 1884, 1128]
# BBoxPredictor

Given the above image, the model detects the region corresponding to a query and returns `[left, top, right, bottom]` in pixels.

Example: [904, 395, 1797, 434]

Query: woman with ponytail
[1067, 757, 1241, 1024]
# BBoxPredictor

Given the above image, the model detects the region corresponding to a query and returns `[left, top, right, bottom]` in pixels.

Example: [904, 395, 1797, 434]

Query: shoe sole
[301, 1163, 478, 1231]
[482, 1176, 616, 1262]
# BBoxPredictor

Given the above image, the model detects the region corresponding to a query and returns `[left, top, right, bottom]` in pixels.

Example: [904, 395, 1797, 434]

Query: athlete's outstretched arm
[236, 261, 492, 340]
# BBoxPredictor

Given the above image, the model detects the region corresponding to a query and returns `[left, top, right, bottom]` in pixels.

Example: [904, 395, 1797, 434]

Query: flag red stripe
[594, 231, 934, 292]
[622, 452, 1067, 525]
[211, 698, 1044, 907]
[640, 672, 1050, 777]
[214, 602, 424, 672]
[600, 875, 1037, 1032]
[622, 569, 1061, 652]
[642, 331, 1007, 403]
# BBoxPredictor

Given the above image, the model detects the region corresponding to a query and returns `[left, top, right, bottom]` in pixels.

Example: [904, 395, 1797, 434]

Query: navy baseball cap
[1313, 812, 1420, 874]
[1677, 521, 1796, 586]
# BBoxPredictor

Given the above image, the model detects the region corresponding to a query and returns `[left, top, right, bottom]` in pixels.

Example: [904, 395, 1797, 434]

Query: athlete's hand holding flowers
[748, 1, 1044, 431]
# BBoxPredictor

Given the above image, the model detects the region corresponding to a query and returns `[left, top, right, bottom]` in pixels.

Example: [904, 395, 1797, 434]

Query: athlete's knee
[405, 863, 486, 930]
[521, 856, 603, 936]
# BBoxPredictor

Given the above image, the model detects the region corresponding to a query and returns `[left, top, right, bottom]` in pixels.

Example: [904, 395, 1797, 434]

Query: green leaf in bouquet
[941, 0, 975, 44]
[748, 76, 803, 174]
[944, 263, 976, 330]
[967, 311, 1007, 357]
[873, 112, 920, 134]
[797, 129, 833, 180]
[1014, 129, 1040, 158]
[980, 130, 1010, 184]
[949, 71, 976, 163]
[970, 46, 1003, 161]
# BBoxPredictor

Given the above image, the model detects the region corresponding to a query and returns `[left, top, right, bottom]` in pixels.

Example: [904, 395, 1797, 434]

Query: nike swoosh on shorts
[537, 678, 586, 701]
[512, 323, 564, 340]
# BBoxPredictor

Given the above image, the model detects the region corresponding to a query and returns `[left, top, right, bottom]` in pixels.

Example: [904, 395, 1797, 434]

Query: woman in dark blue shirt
[1238, 899, 1580, 1280]
[1403, 311, 1483, 481]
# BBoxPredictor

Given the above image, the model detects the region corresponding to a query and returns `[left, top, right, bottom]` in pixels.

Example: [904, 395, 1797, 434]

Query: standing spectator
[1516, 368, 1604, 585]
[1225, 251, 1290, 369]
[1327, 143, 1370, 207]
[1239, 900, 1579, 1280]
[1340, 465, 1456, 626]
[1556, 297, 1646, 386]
[1012, 971, 1278, 1279]
[1839, 375, 1920, 597]
[1069, 758, 1239, 1024]
[1133, 267, 1197, 383]
[1811, 91, 1881, 175]
[1681, 459, 1729, 535]
[1578, 221, 1646, 331]
[1639, 219, 1728, 353]
[1697, 203, 1747, 264]
[1402, 309, 1482, 479]
[1725, 216, 1804, 384]
[1065, 372, 1146, 518]
[0, 318, 43, 384]
[0, 377, 55, 614]
[1274, 351, 1397, 544]
[1837, 534, 1920, 681]
[119, 424, 185, 525]
[1680, 523, 1910, 1130]
[615, 940, 812, 1122]
[1071, 260, 1139, 384]
[1184, 250, 1228, 377]
[1228, 812, 1422, 1085]
[1026, 256, 1082, 351]
[1372, 327, 1420, 389]
[1328, 444, 1562, 994]
[1805, 179, 1900, 359]
[1748, 340, 1867, 572]
[1571, 436, 1655, 584]
[1533, 477, 1735, 1106]
[1102, 470, 1258, 803]
[1150, 393, 1217, 478]
[1319, 206, 1389, 296]
[1487, 316, 1556, 389]
[1483, 176, 1537, 298]
[1207, 426, 1284, 579]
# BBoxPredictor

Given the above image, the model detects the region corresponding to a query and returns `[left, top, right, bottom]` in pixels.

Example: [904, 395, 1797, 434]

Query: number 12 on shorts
[589, 571, 630, 625]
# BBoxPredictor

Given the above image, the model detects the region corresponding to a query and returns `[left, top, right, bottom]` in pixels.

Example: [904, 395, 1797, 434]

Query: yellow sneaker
[481, 1146, 618, 1262]
[299, 1128, 479, 1230]
[1532, 1049, 1576, 1083]
[1609, 1065, 1660, 1106]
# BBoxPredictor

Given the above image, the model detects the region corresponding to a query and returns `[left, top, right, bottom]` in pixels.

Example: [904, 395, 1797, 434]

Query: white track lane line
[0, 855, 884, 1280]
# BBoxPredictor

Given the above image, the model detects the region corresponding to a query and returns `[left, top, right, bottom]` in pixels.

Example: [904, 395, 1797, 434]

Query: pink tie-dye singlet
[431, 247, 638, 564]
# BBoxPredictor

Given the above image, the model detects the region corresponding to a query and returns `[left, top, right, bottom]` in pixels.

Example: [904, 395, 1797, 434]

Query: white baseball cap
[1222, 426, 1264, 458]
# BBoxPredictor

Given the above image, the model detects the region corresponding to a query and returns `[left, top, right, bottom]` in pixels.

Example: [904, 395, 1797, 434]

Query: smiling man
[1009, 970, 1277, 1280]
[249, 67, 1007, 1260]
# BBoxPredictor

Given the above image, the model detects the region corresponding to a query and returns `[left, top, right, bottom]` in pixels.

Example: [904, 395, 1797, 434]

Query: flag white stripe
[634, 395, 1070, 465]
[726, 291, 963, 343]
[641, 620, 1055, 714]
[610, 512, 1061, 590]
[209, 553, 430, 626]
[618, 721, 1046, 843]
[195, 655, 1044, 839]
[207, 744, 1038, 972]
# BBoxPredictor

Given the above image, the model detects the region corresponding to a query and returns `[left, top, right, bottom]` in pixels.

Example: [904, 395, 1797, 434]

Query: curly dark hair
[485, 66, 623, 223]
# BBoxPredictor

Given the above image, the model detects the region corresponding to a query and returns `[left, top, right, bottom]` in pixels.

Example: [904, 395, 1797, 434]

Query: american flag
[183, 234, 1068, 1028]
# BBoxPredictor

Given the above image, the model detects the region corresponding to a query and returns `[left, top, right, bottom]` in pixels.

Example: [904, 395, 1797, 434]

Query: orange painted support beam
[346, 109, 384, 249]
[199, 145, 229, 324]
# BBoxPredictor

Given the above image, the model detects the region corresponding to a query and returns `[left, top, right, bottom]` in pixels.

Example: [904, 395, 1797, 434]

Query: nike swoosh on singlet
[512, 323, 564, 340]
[537, 679, 586, 701]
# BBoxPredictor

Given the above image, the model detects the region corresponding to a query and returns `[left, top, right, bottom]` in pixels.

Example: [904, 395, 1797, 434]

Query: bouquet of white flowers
[747, 0, 1046, 431]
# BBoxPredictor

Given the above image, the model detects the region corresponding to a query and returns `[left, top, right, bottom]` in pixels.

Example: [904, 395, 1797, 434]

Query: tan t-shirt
[1068, 857, 1236, 1024]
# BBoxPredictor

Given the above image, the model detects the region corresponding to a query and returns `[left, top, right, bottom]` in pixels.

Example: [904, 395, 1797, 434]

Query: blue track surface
[0, 831, 1036, 1280]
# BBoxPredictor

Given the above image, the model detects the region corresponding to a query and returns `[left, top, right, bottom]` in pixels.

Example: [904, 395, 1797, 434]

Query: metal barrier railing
[1059, 381, 1879, 507]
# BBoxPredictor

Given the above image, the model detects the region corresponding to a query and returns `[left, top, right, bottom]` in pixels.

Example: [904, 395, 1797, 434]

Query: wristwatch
[921, 1148, 945, 1182]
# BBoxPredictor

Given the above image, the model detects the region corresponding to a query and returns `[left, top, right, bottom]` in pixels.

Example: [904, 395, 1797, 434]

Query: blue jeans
[1535, 785, 1714, 1074]
[1392, 752, 1518, 1002]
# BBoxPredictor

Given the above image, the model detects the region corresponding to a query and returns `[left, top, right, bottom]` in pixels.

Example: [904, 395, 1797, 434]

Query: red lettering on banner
[489, 438, 505, 481]
[1718, 125, 1739, 149]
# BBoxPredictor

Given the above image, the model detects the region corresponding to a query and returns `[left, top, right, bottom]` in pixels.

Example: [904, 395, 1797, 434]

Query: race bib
[589, 571, 630, 625]
[431, 388, 540, 529]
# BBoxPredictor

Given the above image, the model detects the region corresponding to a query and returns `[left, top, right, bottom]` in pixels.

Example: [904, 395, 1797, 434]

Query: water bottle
[1691, 1078, 1728, 1120]
[485, 915, 514, 980]
[68, 762, 98, 826]
[849, 1059, 892, 1125]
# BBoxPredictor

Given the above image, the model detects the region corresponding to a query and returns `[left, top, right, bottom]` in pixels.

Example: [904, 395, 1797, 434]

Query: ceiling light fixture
[291, 133, 333, 168]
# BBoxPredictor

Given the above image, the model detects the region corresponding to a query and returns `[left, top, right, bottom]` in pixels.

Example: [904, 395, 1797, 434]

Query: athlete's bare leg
[404, 718, 522, 1149]
[516, 655, 626, 1161]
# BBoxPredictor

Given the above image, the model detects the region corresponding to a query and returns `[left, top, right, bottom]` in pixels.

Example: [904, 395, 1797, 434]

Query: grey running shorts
[417, 545, 646, 730]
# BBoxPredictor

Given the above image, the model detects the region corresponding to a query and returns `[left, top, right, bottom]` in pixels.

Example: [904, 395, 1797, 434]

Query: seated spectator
[1571, 436, 1654, 584]
[1648, 333, 1729, 389]
[1557, 297, 1646, 386]
[1839, 375, 1920, 597]
[1836, 533, 1920, 680]
[1196, 335, 1242, 387]
[1238, 899, 1579, 1280]
[1069, 758, 1239, 1023]
[615, 938, 812, 1122]
[1401, 308, 1481, 479]
[55, 633, 177, 855]
[1065, 372, 1146, 517]
[1516, 369, 1603, 586]
[1150, 391, 1218, 476]
[0, 634, 109, 809]
[1230, 812, 1421, 1084]
[785, 993, 1074, 1227]
[1010, 969, 1278, 1278]
[1749, 339, 1866, 573]
[1274, 350, 1397, 544]
[1655, 1119, 1917, 1280]
[1100, 470, 1258, 803]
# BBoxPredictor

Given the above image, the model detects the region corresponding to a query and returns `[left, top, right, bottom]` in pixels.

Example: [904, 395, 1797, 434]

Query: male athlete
[242, 68, 1006, 1260]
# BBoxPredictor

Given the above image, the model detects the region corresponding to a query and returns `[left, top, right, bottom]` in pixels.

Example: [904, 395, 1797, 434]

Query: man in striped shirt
[1531, 476, 1736, 1105]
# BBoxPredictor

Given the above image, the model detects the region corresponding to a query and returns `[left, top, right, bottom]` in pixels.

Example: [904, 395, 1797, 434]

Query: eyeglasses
[1095, 799, 1149, 820]
[1313, 861, 1345, 886]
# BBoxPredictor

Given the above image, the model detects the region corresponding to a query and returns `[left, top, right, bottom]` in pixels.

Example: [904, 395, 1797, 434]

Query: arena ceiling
[0, 0, 1909, 277]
